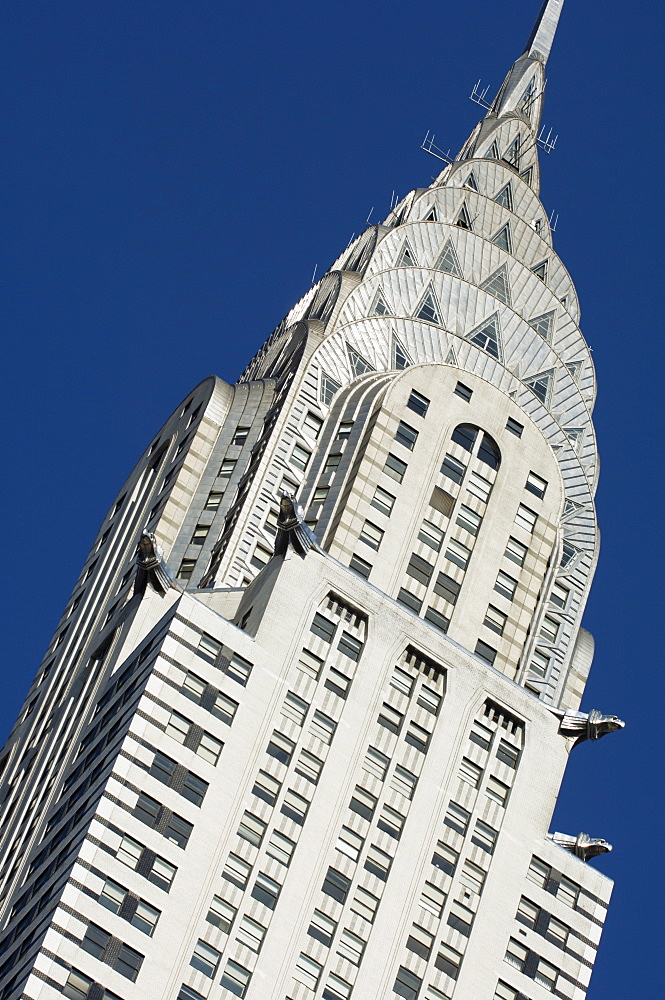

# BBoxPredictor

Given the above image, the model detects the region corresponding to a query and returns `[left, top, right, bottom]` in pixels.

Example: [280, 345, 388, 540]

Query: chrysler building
[0, 2, 621, 999]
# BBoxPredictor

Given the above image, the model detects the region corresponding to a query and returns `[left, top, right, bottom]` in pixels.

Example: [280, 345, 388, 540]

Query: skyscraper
[0, 0, 623, 997]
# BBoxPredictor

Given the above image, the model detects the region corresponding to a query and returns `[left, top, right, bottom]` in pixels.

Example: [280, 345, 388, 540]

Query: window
[295, 748, 324, 784]
[447, 900, 474, 936]
[530, 650, 550, 678]
[429, 485, 455, 517]
[351, 885, 379, 922]
[460, 859, 485, 895]
[165, 710, 191, 744]
[420, 881, 446, 918]
[163, 812, 192, 849]
[297, 648, 324, 679]
[496, 739, 520, 769]
[322, 866, 351, 903]
[227, 652, 253, 685]
[394, 966, 422, 1000]
[349, 786, 377, 821]
[378, 703, 404, 735]
[233, 426, 250, 446]
[397, 588, 422, 613]
[371, 485, 396, 516]
[251, 541, 272, 569]
[115, 834, 143, 871]
[177, 558, 196, 581]
[495, 982, 519, 1000]
[253, 770, 281, 806]
[219, 458, 236, 479]
[291, 444, 311, 472]
[540, 615, 559, 643]
[475, 639, 497, 666]
[459, 757, 482, 787]
[236, 914, 266, 952]
[444, 801, 471, 836]
[494, 571, 518, 600]
[115, 943, 143, 982]
[198, 731, 224, 766]
[207, 895, 236, 933]
[547, 916, 570, 948]
[294, 954, 322, 990]
[133, 791, 161, 828]
[350, 553, 372, 578]
[467, 470, 492, 503]
[515, 503, 537, 533]
[237, 810, 266, 847]
[391, 665, 415, 696]
[534, 958, 559, 991]
[406, 720, 431, 753]
[433, 572, 461, 605]
[337, 419, 354, 438]
[557, 875, 580, 908]
[313, 486, 329, 505]
[323, 451, 342, 474]
[451, 423, 477, 452]
[472, 819, 498, 854]
[456, 504, 482, 536]
[338, 631, 363, 660]
[486, 775, 510, 806]
[309, 909, 337, 947]
[98, 877, 125, 914]
[223, 853, 252, 889]
[205, 490, 223, 511]
[470, 719, 493, 750]
[378, 803, 405, 839]
[454, 381, 473, 402]
[282, 788, 309, 824]
[407, 389, 430, 416]
[63, 970, 94, 1000]
[505, 536, 527, 567]
[550, 583, 569, 609]
[418, 685, 441, 715]
[220, 959, 251, 997]
[267, 730, 295, 765]
[435, 942, 462, 980]
[406, 923, 434, 960]
[303, 411, 324, 438]
[132, 899, 160, 936]
[395, 420, 419, 450]
[182, 771, 207, 807]
[418, 519, 444, 551]
[424, 606, 450, 632]
[526, 471, 548, 499]
[310, 709, 336, 744]
[338, 928, 365, 964]
[391, 764, 417, 799]
[445, 537, 471, 570]
[282, 691, 309, 726]
[181, 671, 206, 704]
[311, 612, 336, 642]
[441, 454, 466, 485]
[363, 746, 390, 781]
[526, 856, 550, 889]
[321, 372, 341, 405]
[478, 433, 501, 469]
[484, 605, 507, 636]
[506, 416, 523, 437]
[266, 829, 296, 866]
[198, 633, 222, 664]
[252, 871, 281, 909]
[191, 524, 209, 546]
[324, 973, 353, 1000]
[364, 844, 392, 880]
[516, 896, 539, 929]
[406, 552, 435, 585]
[384, 452, 408, 483]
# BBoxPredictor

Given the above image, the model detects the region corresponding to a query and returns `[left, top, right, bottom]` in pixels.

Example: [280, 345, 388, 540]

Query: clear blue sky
[1, 1, 662, 996]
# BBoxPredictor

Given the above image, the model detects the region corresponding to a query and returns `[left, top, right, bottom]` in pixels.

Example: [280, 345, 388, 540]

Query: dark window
[164, 813, 193, 849]
[475, 639, 497, 666]
[497, 739, 521, 769]
[406, 553, 434, 586]
[150, 751, 177, 786]
[407, 389, 430, 417]
[251, 872, 281, 909]
[454, 381, 473, 402]
[338, 632, 363, 660]
[397, 588, 422, 613]
[433, 572, 461, 605]
[441, 454, 466, 484]
[322, 867, 351, 903]
[477, 433, 501, 469]
[506, 416, 524, 437]
[310, 613, 336, 642]
[451, 423, 478, 452]
[115, 943, 143, 981]
[393, 965, 422, 1000]
[435, 944, 462, 980]
[80, 923, 110, 960]
[349, 554, 372, 579]
[395, 421, 419, 450]
[134, 792, 160, 828]
[266, 731, 295, 764]
[384, 453, 408, 483]
[182, 771, 208, 807]
[424, 606, 449, 632]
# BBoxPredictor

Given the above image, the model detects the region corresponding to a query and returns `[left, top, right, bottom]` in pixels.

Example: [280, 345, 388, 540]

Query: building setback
[0, 2, 623, 999]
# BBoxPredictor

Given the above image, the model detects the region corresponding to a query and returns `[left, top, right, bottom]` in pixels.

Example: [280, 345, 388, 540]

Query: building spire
[523, 0, 565, 64]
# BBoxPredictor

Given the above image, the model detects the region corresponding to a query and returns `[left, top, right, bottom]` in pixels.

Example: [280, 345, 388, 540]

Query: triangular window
[320, 372, 341, 406]
[466, 313, 502, 360]
[435, 239, 463, 278]
[519, 77, 537, 118]
[560, 542, 580, 569]
[392, 334, 412, 370]
[396, 241, 417, 267]
[486, 142, 500, 160]
[464, 172, 479, 191]
[480, 264, 511, 305]
[564, 360, 583, 382]
[524, 369, 554, 405]
[493, 183, 513, 211]
[520, 166, 534, 186]
[565, 427, 584, 452]
[455, 202, 473, 230]
[531, 260, 548, 282]
[563, 499, 583, 518]
[370, 289, 392, 317]
[529, 310, 556, 342]
[423, 207, 438, 222]
[414, 286, 441, 324]
[503, 136, 521, 168]
[347, 344, 375, 378]
[445, 345, 458, 365]
[491, 223, 512, 253]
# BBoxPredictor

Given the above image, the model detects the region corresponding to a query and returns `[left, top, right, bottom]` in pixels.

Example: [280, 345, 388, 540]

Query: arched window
[451, 424, 501, 470]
